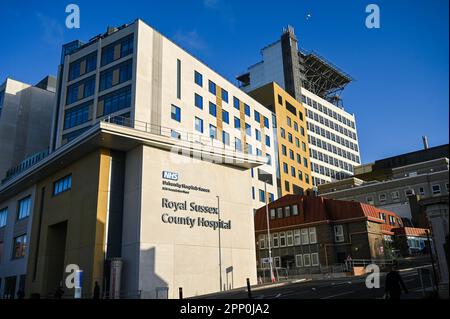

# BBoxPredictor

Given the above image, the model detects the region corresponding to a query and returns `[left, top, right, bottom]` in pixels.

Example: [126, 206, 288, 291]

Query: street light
[264, 179, 275, 283]
[217, 195, 223, 291]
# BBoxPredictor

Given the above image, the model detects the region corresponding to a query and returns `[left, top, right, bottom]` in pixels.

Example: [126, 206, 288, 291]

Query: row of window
[101, 34, 134, 67]
[194, 70, 270, 128]
[302, 94, 356, 130]
[53, 175, 72, 196]
[64, 100, 92, 130]
[258, 227, 318, 249]
[252, 188, 275, 203]
[0, 234, 27, 264]
[68, 51, 97, 81]
[280, 129, 307, 151]
[309, 138, 359, 169]
[366, 183, 450, 205]
[0, 196, 31, 229]
[308, 121, 359, 154]
[281, 145, 308, 165]
[264, 253, 320, 268]
[284, 115, 305, 136]
[99, 59, 133, 92]
[66, 76, 96, 105]
[306, 109, 357, 142]
[311, 161, 352, 182]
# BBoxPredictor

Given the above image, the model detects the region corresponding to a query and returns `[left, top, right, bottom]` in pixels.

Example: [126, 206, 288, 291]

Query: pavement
[191, 262, 438, 300]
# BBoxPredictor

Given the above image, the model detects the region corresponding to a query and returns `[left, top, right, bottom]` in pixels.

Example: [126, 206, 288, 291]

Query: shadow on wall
[138, 247, 169, 299]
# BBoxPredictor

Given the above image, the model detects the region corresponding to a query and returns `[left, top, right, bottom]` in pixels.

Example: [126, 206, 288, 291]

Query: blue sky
[0, 0, 448, 163]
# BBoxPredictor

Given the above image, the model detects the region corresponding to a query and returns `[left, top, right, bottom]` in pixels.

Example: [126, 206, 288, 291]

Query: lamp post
[217, 195, 223, 291]
[264, 180, 275, 283]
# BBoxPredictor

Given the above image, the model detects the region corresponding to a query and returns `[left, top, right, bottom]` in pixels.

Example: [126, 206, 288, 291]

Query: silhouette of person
[54, 283, 64, 299]
[93, 281, 101, 299]
[385, 262, 408, 299]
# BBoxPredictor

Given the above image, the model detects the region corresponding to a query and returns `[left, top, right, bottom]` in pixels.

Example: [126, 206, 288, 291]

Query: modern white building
[51, 19, 278, 211]
[237, 26, 361, 187]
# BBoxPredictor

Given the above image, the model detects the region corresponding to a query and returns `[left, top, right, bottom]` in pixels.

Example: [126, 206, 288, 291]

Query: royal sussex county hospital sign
[160, 171, 231, 230]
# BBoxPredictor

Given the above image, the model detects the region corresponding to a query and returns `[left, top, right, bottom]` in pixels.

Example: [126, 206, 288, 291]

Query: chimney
[422, 136, 429, 150]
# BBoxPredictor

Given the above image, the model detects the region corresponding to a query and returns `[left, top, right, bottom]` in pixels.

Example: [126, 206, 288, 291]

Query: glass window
[244, 104, 250, 116]
[209, 125, 217, 139]
[209, 102, 217, 117]
[277, 207, 283, 218]
[292, 205, 298, 216]
[97, 86, 131, 117]
[301, 228, 309, 244]
[99, 59, 132, 91]
[234, 117, 241, 129]
[208, 80, 216, 95]
[222, 110, 229, 124]
[221, 89, 228, 103]
[101, 34, 134, 66]
[171, 105, 181, 122]
[334, 225, 344, 242]
[194, 71, 203, 87]
[255, 129, 261, 141]
[295, 254, 303, 267]
[171, 130, 181, 139]
[194, 93, 203, 109]
[309, 227, 317, 244]
[279, 232, 286, 247]
[270, 208, 276, 220]
[64, 101, 91, 130]
[259, 234, 266, 249]
[222, 131, 230, 146]
[391, 191, 400, 200]
[311, 253, 319, 266]
[264, 116, 269, 129]
[53, 175, 72, 196]
[13, 234, 27, 259]
[273, 233, 279, 248]
[287, 231, 293, 246]
[254, 110, 260, 123]
[245, 123, 251, 136]
[195, 117, 203, 133]
[285, 206, 291, 217]
[66, 76, 96, 105]
[17, 196, 31, 220]
[0, 207, 7, 228]
[259, 189, 265, 203]
[233, 97, 240, 110]
[303, 254, 311, 267]
[294, 230, 301, 245]
[235, 137, 242, 151]
[432, 184, 441, 195]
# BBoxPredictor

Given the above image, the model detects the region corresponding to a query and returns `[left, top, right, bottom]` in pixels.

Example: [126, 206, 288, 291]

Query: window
[303, 254, 311, 267]
[208, 80, 216, 95]
[311, 253, 319, 266]
[270, 208, 276, 220]
[194, 71, 203, 86]
[287, 231, 293, 246]
[53, 175, 72, 196]
[292, 205, 298, 216]
[288, 133, 293, 143]
[195, 117, 203, 133]
[221, 89, 228, 103]
[273, 233, 279, 248]
[277, 207, 283, 218]
[265, 135, 270, 147]
[234, 117, 241, 129]
[259, 189, 265, 203]
[252, 187, 255, 200]
[17, 196, 31, 220]
[259, 234, 266, 249]
[291, 166, 296, 177]
[309, 227, 317, 244]
[255, 129, 261, 141]
[66, 76, 96, 105]
[99, 59, 132, 91]
[419, 187, 425, 195]
[171, 105, 181, 122]
[285, 181, 290, 192]
[98, 85, 132, 117]
[274, 256, 281, 268]
[285, 206, 291, 217]
[279, 232, 286, 247]
[209, 102, 217, 117]
[287, 117, 292, 127]
[264, 117, 269, 129]
[194, 93, 203, 109]
[222, 110, 229, 124]
[209, 125, 217, 139]
[391, 191, 400, 200]
[379, 193, 387, 203]
[64, 101, 91, 130]
[432, 184, 441, 195]
[13, 234, 27, 259]
[244, 104, 250, 116]
[245, 123, 251, 136]
[295, 254, 303, 267]
[366, 196, 374, 205]
[405, 189, 415, 196]
[294, 230, 301, 245]
[101, 35, 134, 66]
[301, 228, 309, 245]
[380, 213, 386, 222]
[235, 137, 242, 151]
[334, 225, 344, 242]
[68, 52, 97, 81]
[0, 207, 7, 228]
[254, 110, 260, 123]
[171, 130, 181, 139]
[233, 97, 240, 110]
[280, 128, 286, 139]
[283, 163, 288, 173]
[222, 131, 230, 146]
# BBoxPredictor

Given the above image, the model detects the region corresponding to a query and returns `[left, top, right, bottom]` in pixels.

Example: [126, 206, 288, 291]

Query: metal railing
[2, 149, 49, 184]
[102, 115, 255, 155]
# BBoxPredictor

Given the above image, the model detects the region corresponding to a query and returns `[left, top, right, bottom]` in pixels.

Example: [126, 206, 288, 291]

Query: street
[192, 265, 434, 300]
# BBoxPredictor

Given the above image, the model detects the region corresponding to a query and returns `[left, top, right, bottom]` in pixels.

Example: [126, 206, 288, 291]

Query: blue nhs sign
[162, 171, 179, 181]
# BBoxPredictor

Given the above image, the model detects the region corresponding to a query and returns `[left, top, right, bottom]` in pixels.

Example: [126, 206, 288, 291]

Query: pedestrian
[93, 281, 101, 299]
[384, 261, 408, 299]
[54, 284, 64, 299]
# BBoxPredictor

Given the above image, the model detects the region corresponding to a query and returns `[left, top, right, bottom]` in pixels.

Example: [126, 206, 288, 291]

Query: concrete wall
[0, 78, 55, 179]
[122, 144, 257, 298]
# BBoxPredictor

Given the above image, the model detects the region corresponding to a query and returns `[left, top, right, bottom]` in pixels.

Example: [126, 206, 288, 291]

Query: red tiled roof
[254, 195, 402, 234]
[393, 227, 429, 237]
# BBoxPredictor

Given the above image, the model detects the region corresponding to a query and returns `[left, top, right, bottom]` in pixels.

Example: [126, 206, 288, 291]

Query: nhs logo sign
[162, 171, 179, 181]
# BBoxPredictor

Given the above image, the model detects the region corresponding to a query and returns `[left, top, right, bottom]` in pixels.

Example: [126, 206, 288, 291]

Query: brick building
[254, 195, 429, 276]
